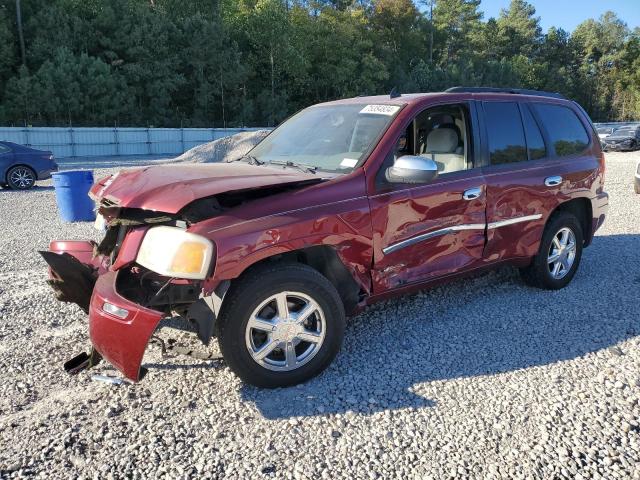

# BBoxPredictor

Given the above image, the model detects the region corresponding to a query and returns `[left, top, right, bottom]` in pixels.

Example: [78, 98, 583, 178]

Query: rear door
[369, 101, 487, 292]
[480, 100, 593, 261]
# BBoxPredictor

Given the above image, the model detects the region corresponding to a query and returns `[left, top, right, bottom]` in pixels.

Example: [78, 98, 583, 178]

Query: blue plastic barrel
[52, 170, 96, 222]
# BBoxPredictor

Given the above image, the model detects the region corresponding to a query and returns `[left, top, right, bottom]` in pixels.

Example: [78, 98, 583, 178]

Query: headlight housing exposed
[136, 226, 214, 280]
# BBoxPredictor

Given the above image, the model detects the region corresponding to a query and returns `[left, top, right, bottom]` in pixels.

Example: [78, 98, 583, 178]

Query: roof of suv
[321, 88, 568, 108]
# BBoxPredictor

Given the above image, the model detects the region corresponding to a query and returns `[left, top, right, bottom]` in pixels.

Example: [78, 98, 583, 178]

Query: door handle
[463, 187, 482, 201]
[545, 175, 562, 187]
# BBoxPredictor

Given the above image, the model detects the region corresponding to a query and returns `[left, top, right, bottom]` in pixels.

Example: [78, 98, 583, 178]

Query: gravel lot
[0, 152, 639, 479]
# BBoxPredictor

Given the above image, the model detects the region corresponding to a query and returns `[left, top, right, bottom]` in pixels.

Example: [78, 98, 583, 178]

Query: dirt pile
[175, 130, 271, 163]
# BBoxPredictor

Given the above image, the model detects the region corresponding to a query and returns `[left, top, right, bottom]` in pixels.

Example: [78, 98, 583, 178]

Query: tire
[634, 181, 640, 194]
[520, 211, 583, 290]
[6, 165, 36, 190]
[217, 263, 345, 388]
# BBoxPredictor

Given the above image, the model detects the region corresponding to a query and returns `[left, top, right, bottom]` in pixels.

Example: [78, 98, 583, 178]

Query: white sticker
[360, 104, 400, 116]
[340, 158, 358, 168]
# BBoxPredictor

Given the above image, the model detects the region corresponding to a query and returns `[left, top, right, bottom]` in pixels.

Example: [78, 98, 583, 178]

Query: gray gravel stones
[174, 130, 271, 164]
[0, 152, 639, 478]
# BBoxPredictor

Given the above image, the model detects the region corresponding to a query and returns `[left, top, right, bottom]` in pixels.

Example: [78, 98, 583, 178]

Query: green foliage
[0, 0, 638, 126]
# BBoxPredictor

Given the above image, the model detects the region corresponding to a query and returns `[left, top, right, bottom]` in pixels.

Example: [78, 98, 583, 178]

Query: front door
[369, 102, 487, 292]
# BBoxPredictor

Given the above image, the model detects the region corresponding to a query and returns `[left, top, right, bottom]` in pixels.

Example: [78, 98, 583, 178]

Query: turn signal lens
[170, 241, 208, 275]
[103, 302, 129, 319]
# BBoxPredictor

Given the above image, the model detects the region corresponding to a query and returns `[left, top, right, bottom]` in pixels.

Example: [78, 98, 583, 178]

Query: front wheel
[217, 263, 345, 388]
[520, 212, 583, 290]
[7, 166, 36, 190]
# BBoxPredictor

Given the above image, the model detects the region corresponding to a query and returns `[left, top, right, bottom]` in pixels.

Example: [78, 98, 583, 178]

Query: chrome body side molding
[487, 214, 542, 229]
[382, 214, 542, 255]
[382, 224, 485, 255]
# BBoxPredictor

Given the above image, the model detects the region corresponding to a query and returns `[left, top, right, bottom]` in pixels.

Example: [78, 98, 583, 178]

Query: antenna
[390, 87, 401, 99]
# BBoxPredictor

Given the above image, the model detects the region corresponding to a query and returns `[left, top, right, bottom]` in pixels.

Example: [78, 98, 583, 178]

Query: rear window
[532, 103, 589, 157]
[483, 102, 527, 165]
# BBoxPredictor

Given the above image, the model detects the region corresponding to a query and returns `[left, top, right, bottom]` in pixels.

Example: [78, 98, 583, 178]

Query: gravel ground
[0, 152, 639, 479]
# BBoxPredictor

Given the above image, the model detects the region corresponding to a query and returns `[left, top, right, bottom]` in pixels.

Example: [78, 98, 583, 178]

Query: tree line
[0, 0, 638, 128]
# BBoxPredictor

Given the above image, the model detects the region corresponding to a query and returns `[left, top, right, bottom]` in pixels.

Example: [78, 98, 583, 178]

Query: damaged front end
[42, 204, 215, 381]
[42, 165, 325, 381]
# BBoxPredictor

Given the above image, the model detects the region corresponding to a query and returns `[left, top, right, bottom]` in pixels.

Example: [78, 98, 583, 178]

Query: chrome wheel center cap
[273, 321, 299, 342]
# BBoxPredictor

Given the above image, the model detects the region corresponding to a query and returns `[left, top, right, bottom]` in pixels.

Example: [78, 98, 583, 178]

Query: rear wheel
[217, 263, 345, 388]
[520, 212, 583, 290]
[7, 166, 36, 190]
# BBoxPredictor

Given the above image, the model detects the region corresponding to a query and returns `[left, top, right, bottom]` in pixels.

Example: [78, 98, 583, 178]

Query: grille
[101, 197, 119, 208]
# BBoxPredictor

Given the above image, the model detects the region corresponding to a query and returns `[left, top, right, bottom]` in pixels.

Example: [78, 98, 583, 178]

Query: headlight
[136, 226, 214, 280]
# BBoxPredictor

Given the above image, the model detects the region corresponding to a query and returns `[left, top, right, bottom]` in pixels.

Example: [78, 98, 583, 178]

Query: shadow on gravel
[145, 361, 224, 371]
[241, 234, 640, 419]
[0, 185, 55, 192]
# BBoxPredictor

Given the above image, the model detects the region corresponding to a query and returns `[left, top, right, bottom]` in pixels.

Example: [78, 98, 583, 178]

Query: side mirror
[386, 155, 438, 184]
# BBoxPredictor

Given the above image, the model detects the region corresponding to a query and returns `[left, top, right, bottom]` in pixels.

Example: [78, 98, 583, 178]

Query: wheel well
[552, 198, 593, 246]
[6, 164, 36, 183]
[236, 246, 362, 314]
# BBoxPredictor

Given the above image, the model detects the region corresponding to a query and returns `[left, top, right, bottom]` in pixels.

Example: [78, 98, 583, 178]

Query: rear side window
[521, 105, 546, 160]
[532, 103, 589, 157]
[483, 102, 527, 165]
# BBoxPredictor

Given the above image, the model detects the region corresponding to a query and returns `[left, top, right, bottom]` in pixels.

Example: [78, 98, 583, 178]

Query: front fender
[201, 202, 374, 296]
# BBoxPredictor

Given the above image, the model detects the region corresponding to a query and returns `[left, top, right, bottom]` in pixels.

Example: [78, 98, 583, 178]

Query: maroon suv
[43, 87, 609, 388]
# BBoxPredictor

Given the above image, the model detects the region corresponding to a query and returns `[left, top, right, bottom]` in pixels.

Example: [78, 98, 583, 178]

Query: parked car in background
[602, 125, 640, 152]
[42, 87, 608, 388]
[596, 126, 616, 141]
[0, 141, 58, 190]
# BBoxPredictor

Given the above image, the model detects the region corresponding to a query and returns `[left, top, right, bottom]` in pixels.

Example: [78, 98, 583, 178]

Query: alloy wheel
[547, 227, 577, 280]
[9, 167, 35, 189]
[245, 291, 326, 372]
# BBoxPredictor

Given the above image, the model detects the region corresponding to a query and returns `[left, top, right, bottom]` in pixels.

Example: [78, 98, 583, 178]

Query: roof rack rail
[445, 86, 565, 99]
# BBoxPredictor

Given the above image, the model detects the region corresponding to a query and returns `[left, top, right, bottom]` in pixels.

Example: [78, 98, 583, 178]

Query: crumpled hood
[90, 162, 322, 214]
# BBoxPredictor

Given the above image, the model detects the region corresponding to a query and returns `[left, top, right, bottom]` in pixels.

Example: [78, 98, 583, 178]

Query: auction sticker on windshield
[360, 105, 400, 116]
[340, 158, 358, 168]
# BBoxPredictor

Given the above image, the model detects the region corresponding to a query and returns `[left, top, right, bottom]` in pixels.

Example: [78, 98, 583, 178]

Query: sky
[479, 0, 640, 32]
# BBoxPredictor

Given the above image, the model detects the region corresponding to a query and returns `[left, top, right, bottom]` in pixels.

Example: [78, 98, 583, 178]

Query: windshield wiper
[268, 160, 318, 174]
[230, 155, 264, 166]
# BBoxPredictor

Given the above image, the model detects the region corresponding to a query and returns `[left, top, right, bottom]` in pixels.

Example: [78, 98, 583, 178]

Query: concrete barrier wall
[0, 127, 267, 158]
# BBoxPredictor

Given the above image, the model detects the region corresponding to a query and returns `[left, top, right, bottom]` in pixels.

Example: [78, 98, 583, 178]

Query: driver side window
[392, 104, 471, 175]
[414, 104, 470, 174]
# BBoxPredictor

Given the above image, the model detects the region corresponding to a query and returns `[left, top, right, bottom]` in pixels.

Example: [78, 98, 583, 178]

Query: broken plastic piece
[40, 250, 97, 313]
[63, 349, 102, 375]
[91, 374, 125, 385]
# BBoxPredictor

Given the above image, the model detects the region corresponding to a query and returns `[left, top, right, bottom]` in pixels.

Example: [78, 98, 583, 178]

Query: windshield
[245, 104, 400, 173]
